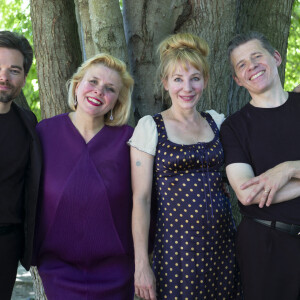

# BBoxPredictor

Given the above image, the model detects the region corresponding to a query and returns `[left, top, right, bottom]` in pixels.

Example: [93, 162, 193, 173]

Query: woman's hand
[240, 162, 292, 207]
[134, 262, 157, 300]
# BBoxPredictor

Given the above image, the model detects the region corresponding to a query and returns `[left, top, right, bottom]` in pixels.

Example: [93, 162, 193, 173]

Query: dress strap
[152, 113, 168, 142]
[201, 111, 219, 137]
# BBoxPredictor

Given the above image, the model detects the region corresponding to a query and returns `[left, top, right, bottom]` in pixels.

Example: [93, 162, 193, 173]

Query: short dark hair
[0, 31, 33, 75]
[227, 31, 275, 74]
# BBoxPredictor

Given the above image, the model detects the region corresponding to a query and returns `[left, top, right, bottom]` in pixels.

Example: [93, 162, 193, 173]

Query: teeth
[87, 97, 102, 104]
[250, 71, 264, 80]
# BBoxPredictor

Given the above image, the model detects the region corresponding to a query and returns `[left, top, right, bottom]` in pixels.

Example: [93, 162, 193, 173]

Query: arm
[226, 161, 300, 208]
[131, 147, 157, 300]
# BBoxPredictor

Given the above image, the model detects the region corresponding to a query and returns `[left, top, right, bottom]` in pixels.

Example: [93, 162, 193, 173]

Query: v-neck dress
[151, 112, 242, 299]
[34, 113, 134, 300]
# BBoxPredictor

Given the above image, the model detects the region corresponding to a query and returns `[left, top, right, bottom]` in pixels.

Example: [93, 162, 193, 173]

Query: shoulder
[12, 103, 37, 126]
[205, 109, 225, 129]
[36, 113, 68, 133]
[128, 115, 158, 156]
[109, 124, 134, 140]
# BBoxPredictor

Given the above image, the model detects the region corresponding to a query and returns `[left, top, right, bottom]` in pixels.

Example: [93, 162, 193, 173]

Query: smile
[180, 95, 195, 101]
[250, 71, 265, 80]
[87, 97, 103, 106]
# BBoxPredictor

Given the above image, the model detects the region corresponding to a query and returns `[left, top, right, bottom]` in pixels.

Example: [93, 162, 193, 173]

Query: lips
[86, 97, 103, 106]
[250, 70, 265, 81]
[180, 95, 195, 102]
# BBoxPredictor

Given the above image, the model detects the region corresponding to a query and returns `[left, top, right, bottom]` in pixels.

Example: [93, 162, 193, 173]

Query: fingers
[240, 176, 260, 189]
[135, 283, 156, 300]
[258, 188, 270, 208]
[266, 188, 276, 207]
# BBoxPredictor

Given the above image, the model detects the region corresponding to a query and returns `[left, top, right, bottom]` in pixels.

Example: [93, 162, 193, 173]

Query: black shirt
[0, 106, 29, 223]
[220, 92, 300, 224]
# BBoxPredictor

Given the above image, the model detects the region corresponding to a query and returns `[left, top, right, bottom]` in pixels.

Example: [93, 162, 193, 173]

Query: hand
[240, 162, 292, 208]
[134, 263, 157, 300]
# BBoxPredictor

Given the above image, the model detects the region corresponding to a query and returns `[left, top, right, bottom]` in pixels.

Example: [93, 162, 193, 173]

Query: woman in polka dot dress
[129, 33, 242, 299]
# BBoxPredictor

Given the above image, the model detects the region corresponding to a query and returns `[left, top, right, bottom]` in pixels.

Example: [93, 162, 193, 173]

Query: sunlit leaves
[285, 0, 300, 91]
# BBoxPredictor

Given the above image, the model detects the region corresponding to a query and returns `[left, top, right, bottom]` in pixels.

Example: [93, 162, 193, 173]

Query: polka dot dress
[151, 112, 242, 299]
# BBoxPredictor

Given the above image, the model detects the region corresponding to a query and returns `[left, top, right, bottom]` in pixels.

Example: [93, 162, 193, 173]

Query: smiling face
[231, 39, 281, 96]
[0, 47, 26, 106]
[75, 64, 122, 118]
[163, 62, 207, 111]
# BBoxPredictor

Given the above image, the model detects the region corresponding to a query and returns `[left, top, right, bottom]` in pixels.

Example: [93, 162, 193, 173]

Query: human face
[75, 64, 122, 118]
[0, 47, 26, 105]
[163, 63, 207, 111]
[231, 39, 281, 96]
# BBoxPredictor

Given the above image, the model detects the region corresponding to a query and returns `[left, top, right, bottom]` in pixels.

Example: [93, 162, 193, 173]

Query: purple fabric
[35, 114, 134, 300]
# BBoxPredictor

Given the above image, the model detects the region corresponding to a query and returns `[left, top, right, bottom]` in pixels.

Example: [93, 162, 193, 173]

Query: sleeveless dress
[151, 112, 242, 299]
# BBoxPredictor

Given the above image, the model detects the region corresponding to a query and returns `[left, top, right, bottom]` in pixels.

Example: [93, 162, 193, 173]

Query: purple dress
[35, 114, 134, 300]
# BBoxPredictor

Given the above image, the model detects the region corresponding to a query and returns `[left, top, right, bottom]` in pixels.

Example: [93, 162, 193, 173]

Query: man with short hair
[0, 31, 41, 299]
[220, 31, 300, 300]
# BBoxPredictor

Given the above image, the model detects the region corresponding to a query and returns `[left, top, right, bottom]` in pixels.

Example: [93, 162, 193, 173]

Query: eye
[192, 76, 200, 81]
[238, 63, 245, 70]
[89, 79, 97, 84]
[105, 86, 115, 93]
[174, 77, 182, 82]
[11, 69, 21, 75]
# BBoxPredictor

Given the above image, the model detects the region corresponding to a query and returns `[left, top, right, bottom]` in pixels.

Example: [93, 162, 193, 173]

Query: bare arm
[131, 147, 157, 300]
[226, 162, 300, 208]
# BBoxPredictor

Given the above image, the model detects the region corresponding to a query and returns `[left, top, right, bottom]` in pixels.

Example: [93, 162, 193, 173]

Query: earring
[110, 110, 114, 121]
[74, 95, 78, 107]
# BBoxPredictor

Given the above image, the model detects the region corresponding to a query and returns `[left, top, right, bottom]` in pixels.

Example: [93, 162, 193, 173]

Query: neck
[69, 110, 105, 142]
[250, 81, 288, 108]
[168, 105, 200, 123]
[0, 101, 12, 114]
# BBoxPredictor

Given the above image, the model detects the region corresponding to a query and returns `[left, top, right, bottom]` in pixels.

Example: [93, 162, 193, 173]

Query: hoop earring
[109, 109, 114, 121]
[74, 95, 78, 107]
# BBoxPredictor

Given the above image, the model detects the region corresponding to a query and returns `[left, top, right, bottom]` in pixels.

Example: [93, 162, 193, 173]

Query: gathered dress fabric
[34, 113, 134, 300]
[151, 112, 242, 299]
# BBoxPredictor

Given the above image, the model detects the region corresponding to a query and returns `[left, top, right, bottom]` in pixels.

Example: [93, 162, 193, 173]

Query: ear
[273, 50, 282, 67]
[162, 79, 169, 91]
[233, 75, 243, 87]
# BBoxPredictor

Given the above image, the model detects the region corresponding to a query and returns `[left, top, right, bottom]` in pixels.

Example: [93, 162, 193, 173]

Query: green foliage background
[0, 0, 299, 121]
[285, 0, 300, 91]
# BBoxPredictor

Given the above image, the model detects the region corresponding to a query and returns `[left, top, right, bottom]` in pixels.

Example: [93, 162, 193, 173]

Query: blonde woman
[33, 53, 135, 299]
[129, 33, 242, 299]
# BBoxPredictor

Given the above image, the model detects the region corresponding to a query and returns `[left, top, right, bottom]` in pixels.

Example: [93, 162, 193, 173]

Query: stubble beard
[0, 83, 20, 103]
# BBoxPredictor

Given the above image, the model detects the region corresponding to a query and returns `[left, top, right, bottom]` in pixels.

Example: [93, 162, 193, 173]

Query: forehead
[168, 61, 201, 76]
[84, 64, 122, 85]
[0, 47, 24, 69]
[231, 39, 269, 63]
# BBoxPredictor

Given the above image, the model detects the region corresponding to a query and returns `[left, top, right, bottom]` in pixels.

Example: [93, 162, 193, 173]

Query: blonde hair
[157, 33, 210, 105]
[67, 53, 134, 126]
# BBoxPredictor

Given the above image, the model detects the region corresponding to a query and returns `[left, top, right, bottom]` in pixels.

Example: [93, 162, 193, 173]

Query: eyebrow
[91, 76, 116, 87]
[171, 72, 201, 77]
[10, 65, 23, 71]
[235, 51, 263, 68]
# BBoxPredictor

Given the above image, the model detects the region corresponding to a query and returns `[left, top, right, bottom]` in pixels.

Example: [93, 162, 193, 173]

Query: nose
[249, 58, 258, 70]
[0, 69, 9, 82]
[183, 80, 192, 92]
[94, 85, 104, 96]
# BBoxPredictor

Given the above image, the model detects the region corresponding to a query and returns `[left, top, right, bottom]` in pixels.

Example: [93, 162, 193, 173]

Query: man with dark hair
[0, 31, 41, 299]
[220, 31, 300, 300]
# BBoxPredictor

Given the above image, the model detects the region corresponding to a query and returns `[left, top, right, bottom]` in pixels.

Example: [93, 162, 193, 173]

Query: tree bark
[30, 0, 82, 119]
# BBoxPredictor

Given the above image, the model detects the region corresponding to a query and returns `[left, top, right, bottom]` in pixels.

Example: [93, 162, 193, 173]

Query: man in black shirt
[220, 32, 300, 300]
[0, 31, 41, 299]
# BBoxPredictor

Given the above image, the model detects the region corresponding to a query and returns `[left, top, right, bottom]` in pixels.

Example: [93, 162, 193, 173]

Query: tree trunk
[30, 0, 82, 119]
